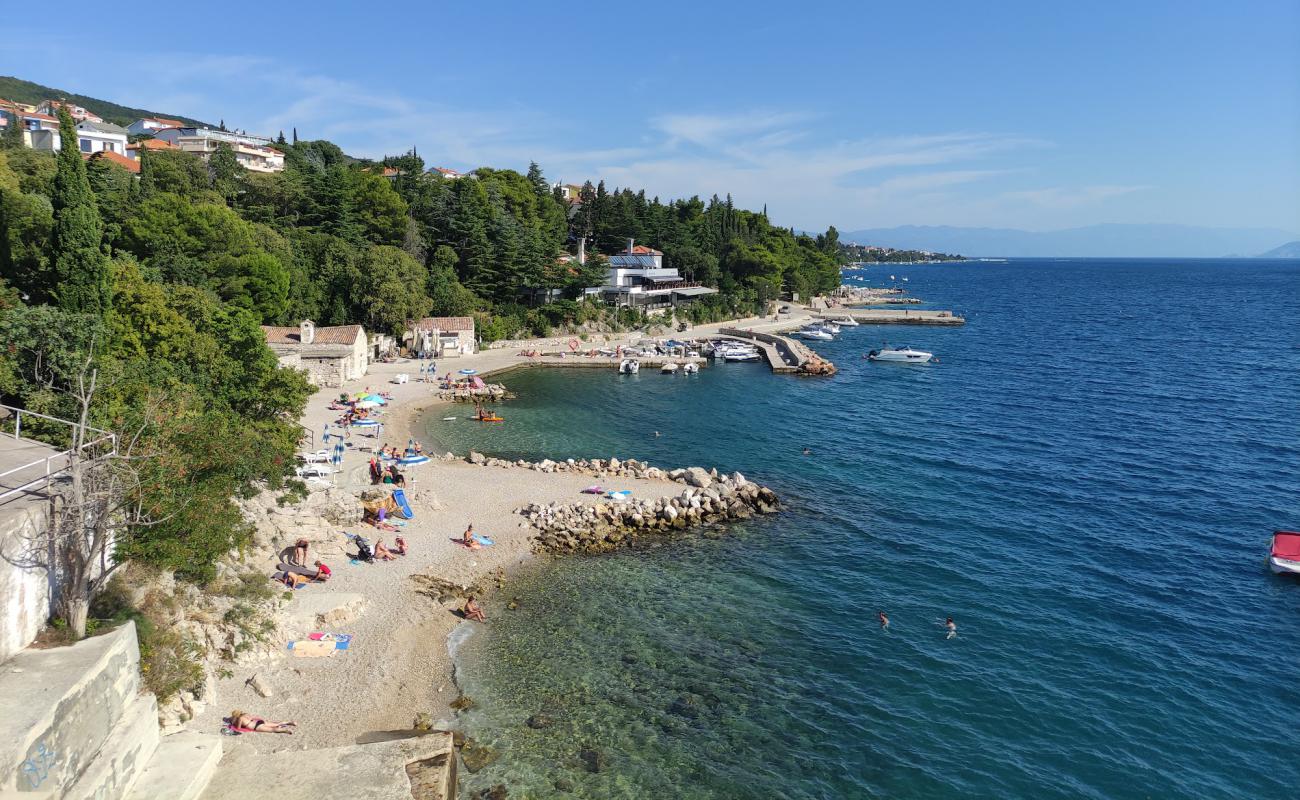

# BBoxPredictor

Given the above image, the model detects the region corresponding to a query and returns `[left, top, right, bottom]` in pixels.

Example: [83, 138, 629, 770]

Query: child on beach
[393, 536, 407, 556]
[463, 596, 487, 623]
[313, 560, 332, 581]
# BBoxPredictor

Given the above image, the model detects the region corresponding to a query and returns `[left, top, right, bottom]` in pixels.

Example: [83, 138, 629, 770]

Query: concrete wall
[0, 500, 52, 662]
[0, 623, 158, 799]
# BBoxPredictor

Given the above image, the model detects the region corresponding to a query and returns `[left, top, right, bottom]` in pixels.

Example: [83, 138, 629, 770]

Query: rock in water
[473, 785, 508, 800]
[526, 713, 553, 729]
[450, 694, 476, 712]
[412, 712, 433, 731]
[460, 739, 499, 773]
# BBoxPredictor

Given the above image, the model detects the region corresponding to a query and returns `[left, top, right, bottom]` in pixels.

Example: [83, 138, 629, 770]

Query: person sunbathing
[393, 536, 407, 556]
[462, 525, 482, 550]
[463, 596, 487, 623]
[229, 711, 296, 734]
[373, 539, 397, 561]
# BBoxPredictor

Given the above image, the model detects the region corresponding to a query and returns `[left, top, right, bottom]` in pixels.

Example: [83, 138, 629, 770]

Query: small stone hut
[261, 320, 369, 387]
[405, 316, 475, 357]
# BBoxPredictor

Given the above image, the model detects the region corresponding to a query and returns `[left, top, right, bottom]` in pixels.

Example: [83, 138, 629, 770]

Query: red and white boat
[1269, 531, 1300, 575]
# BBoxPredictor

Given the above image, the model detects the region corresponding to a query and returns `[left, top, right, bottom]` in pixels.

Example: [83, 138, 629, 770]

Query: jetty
[815, 309, 964, 325]
[717, 329, 835, 375]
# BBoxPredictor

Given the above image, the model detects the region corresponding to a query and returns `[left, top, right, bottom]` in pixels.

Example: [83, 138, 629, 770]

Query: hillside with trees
[0, 75, 210, 128]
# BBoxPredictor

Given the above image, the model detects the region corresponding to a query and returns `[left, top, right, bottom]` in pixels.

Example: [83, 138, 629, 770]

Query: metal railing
[0, 404, 117, 504]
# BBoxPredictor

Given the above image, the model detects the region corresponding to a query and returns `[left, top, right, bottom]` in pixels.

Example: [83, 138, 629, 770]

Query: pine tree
[1, 105, 24, 150]
[526, 161, 548, 198]
[292, 127, 299, 145]
[208, 141, 243, 202]
[50, 109, 111, 316]
[277, 130, 286, 145]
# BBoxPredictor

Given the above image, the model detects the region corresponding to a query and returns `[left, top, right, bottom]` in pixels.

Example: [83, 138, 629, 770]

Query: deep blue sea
[425, 259, 1300, 799]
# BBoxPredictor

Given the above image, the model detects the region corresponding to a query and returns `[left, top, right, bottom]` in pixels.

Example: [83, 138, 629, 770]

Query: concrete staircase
[0, 622, 221, 800]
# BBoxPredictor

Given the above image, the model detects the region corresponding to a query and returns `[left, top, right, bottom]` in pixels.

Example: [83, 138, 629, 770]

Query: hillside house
[36, 99, 102, 123]
[126, 116, 185, 136]
[587, 239, 717, 310]
[152, 127, 285, 172]
[405, 317, 475, 357]
[430, 166, 464, 179]
[261, 321, 369, 387]
[125, 138, 176, 160]
[0, 109, 58, 146]
[29, 120, 129, 156]
[87, 150, 140, 174]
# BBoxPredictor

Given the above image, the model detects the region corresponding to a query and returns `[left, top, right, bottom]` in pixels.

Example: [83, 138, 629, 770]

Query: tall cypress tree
[50, 109, 111, 316]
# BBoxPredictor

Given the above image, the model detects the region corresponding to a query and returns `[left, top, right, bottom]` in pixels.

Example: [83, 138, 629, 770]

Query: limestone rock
[246, 673, 274, 698]
[468, 451, 486, 465]
[683, 467, 713, 488]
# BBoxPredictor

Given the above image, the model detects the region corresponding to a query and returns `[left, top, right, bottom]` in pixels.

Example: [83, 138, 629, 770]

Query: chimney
[627, 237, 635, 254]
[299, 320, 316, 345]
[577, 237, 586, 265]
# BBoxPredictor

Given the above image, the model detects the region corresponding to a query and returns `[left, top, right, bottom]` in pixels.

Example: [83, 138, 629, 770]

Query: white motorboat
[619, 358, 640, 374]
[821, 323, 841, 334]
[830, 316, 859, 327]
[867, 345, 933, 363]
[1270, 531, 1300, 575]
[682, 362, 700, 374]
[722, 348, 762, 362]
[661, 362, 679, 374]
[800, 328, 834, 341]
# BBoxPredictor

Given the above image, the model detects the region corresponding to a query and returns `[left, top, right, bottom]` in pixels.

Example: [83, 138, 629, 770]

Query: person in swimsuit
[463, 524, 481, 550]
[313, 560, 331, 581]
[878, 610, 889, 629]
[393, 536, 407, 556]
[945, 617, 957, 639]
[463, 596, 487, 622]
[229, 710, 296, 734]
[373, 540, 397, 561]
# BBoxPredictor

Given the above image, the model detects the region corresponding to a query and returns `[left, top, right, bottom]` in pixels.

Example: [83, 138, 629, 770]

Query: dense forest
[0, 109, 842, 589]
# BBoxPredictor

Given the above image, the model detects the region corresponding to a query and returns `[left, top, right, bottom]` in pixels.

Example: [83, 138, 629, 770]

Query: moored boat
[800, 327, 834, 341]
[661, 362, 679, 374]
[1269, 530, 1300, 575]
[830, 316, 859, 326]
[682, 362, 700, 374]
[619, 358, 640, 374]
[867, 345, 933, 363]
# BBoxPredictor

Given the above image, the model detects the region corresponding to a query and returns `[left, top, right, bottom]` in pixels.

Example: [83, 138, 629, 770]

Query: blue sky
[3, 1, 1297, 233]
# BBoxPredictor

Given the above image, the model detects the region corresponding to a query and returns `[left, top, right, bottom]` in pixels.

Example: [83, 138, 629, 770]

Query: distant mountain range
[837, 224, 1300, 258]
[0, 75, 210, 129]
[1254, 240, 1300, 259]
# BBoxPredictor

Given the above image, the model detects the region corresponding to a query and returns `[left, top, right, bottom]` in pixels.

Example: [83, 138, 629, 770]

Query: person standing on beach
[945, 617, 957, 639]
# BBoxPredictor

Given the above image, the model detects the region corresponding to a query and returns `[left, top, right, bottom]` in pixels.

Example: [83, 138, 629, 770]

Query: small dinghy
[682, 362, 699, 374]
[619, 358, 640, 374]
[1269, 530, 1300, 575]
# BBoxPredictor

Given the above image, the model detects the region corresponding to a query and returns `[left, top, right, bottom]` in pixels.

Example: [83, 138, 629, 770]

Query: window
[79, 138, 92, 152]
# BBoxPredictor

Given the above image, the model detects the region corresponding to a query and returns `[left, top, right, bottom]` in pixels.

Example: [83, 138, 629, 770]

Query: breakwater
[461, 452, 780, 553]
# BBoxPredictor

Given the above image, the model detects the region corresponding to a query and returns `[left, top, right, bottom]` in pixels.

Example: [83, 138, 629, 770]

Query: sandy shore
[192, 317, 810, 757]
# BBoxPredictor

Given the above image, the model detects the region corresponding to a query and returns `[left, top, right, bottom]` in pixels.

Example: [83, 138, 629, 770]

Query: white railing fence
[0, 404, 117, 503]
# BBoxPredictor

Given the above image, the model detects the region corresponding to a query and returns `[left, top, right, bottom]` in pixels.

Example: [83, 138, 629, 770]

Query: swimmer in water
[654, 431, 661, 437]
[802, 447, 812, 456]
[945, 617, 957, 639]
[878, 610, 889, 629]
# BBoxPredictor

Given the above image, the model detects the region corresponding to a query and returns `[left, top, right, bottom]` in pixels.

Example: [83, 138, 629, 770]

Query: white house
[0, 109, 58, 147]
[126, 116, 185, 136]
[587, 240, 718, 309]
[261, 321, 369, 388]
[430, 166, 464, 179]
[405, 317, 476, 357]
[36, 99, 101, 123]
[29, 120, 129, 157]
[152, 127, 285, 173]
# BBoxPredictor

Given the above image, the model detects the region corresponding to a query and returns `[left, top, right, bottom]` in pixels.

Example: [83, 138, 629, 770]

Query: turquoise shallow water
[427, 259, 1300, 799]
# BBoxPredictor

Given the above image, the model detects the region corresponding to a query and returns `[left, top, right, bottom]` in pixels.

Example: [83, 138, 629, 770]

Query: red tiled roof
[626, 245, 663, 255]
[143, 117, 184, 127]
[261, 324, 364, 345]
[432, 167, 462, 177]
[412, 316, 475, 332]
[381, 167, 400, 177]
[86, 150, 140, 174]
[127, 138, 175, 151]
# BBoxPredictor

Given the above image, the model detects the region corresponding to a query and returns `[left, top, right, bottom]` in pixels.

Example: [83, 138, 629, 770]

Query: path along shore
[191, 313, 805, 760]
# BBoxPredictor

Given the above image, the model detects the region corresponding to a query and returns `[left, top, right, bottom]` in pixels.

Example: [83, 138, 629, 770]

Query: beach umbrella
[458, 368, 478, 375]
[364, 394, 387, 404]
[355, 399, 380, 409]
[471, 376, 486, 389]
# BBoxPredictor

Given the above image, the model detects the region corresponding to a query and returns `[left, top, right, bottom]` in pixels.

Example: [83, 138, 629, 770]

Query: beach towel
[287, 639, 338, 658]
[473, 534, 495, 546]
[306, 633, 353, 650]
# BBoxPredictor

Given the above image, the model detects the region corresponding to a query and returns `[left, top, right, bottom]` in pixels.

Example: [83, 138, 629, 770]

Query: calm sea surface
[424, 259, 1300, 799]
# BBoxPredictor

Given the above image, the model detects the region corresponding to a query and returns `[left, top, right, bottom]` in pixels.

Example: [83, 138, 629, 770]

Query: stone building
[261, 321, 368, 387]
[405, 316, 475, 357]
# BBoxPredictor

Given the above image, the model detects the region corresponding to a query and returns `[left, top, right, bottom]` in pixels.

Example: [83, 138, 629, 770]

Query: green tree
[50, 109, 111, 316]
[356, 245, 431, 335]
[208, 141, 244, 202]
[1, 106, 24, 150]
[426, 244, 478, 317]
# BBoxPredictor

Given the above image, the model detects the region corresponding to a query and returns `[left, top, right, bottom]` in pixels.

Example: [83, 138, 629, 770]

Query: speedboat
[661, 362, 679, 374]
[830, 316, 859, 327]
[619, 358, 639, 374]
[800, 328, 834, 341]
[821, 323, 841, 334]
[867, 345, 933, 363]
[722, 348, 762, 362]
[1269, 530, 1300, 575]
[682, 362, 700, 374]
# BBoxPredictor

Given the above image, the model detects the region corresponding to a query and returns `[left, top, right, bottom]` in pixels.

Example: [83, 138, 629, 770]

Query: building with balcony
[152, 127, 285, 173]
[28, 120, 129, 157]
[586, 240, 718, 309]
[0, 108, 58, 146]
[35, 99, 102, 123]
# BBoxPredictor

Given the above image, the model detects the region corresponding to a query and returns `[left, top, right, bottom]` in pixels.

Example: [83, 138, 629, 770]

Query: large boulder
[683, 467, 713, 488]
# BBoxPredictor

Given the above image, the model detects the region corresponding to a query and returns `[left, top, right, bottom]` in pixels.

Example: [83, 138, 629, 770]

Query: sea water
[424, 259, 1300, 799]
